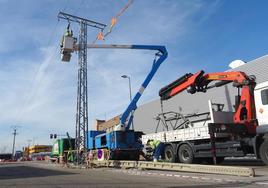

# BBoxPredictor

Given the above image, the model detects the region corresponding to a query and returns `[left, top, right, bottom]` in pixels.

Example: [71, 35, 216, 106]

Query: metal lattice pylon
[76, 21, 88, 152]
[58, 12, 106, 163]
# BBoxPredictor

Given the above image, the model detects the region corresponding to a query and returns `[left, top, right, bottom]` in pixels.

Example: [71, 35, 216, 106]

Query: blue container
[86, 131, 105, 150]
[95, 130, 141, 150]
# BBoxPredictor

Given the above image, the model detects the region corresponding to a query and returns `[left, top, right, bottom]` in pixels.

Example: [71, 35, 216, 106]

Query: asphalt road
[0, 161, 268, 188]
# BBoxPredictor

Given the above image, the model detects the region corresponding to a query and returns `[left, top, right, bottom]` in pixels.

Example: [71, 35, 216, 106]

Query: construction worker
[146, 139, 164, 162]
[65, 23, 73, 37]
[60, 23, 73, 49]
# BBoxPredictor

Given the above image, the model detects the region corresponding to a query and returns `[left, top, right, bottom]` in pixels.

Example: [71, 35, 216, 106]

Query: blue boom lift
[61, 36, 168, 160]
[86, 45, 168, 160]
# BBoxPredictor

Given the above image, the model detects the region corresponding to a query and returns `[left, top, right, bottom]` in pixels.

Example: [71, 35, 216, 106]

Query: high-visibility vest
[149, 140, 161, 149]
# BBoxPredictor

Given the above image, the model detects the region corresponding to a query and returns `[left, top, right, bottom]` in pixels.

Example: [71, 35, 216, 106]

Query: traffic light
[50, 133, 58, 139]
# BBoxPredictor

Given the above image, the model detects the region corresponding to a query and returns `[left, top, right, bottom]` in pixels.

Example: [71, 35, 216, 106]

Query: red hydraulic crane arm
[159, 70, 257, 133]
[203, 71, 256, 126]
[202, 71, 252, 86]
[159, 70, 204, 100]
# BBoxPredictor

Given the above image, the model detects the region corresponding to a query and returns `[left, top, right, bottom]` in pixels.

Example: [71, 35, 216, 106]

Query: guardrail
[90, 160, 255, 177]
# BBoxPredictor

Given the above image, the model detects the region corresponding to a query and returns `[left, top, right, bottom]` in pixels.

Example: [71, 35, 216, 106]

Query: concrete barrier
[91, 160, 255, 177]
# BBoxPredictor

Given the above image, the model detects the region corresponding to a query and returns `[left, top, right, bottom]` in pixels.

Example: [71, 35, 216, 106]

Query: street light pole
[121, 75, 132, 101]
[121, 75, 134, 129]
[127, 77, 132, 101]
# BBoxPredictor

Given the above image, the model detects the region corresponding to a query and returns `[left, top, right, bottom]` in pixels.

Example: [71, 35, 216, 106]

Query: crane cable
[93, 0, 134, 43]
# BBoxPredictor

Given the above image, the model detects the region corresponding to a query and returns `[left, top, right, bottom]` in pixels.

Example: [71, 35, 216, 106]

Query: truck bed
[142, 100, 234, 144]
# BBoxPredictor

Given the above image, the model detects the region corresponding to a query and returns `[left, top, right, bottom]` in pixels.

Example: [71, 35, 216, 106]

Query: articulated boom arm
[159, 70, 257, 131]
[118, 45, 168, 130]
[60, 38, 168, 130]
[159, 70, 204, 100]
[202, 71, 254, 87]
[86, 45, 168, 130]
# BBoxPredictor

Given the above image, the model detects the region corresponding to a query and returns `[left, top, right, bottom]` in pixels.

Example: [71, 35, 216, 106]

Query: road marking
[255, 182, 268, 185]
[224, 179, 237, 182]
[107, 168, 257, 185]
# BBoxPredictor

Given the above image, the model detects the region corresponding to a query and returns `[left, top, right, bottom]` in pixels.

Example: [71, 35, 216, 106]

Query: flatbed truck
[142, 70, 268, 165]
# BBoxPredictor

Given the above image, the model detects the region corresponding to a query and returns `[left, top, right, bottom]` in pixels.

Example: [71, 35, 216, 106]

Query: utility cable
[16, 0, 85, 123]
[15, 25, 60, 123]
[92, 0, 134, 44]
[15, 0, 70, 122]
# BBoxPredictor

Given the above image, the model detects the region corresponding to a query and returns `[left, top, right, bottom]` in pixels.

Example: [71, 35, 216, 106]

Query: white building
[133, 55, 268, 134]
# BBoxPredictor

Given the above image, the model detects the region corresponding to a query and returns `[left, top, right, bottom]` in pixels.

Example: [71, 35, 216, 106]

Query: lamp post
[121, 75, 134, 129]
[121, 75, 132, 101]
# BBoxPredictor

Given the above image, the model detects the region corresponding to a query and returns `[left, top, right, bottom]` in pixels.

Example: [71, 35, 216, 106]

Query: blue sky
[1, 0, 268, 152]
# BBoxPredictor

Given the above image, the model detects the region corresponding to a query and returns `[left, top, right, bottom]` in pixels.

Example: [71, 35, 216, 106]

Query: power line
[14, 24, 62, 123]
[92, 0, 134, 44]
[15, 0, 91, 123]
[14, 0, 75, 123]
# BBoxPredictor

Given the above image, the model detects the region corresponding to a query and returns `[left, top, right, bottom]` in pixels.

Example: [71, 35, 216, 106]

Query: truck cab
[254, 81, 268, 127]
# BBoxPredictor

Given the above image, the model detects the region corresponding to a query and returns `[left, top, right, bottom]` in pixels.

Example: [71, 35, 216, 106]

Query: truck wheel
[164, 145, 176, 163]
[178, 144, 194, 164]
[260, 139, 268, 165]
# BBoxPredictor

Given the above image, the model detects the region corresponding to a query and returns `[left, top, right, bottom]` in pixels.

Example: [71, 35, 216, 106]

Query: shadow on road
[0, 166, 76, 180]
[222, 159, 265, 166]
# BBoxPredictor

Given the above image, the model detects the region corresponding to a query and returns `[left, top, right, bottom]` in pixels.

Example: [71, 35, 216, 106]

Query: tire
[178, 144, 194, 164]
[259, 139, 268, 165]
[164, 145, 176, 163]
